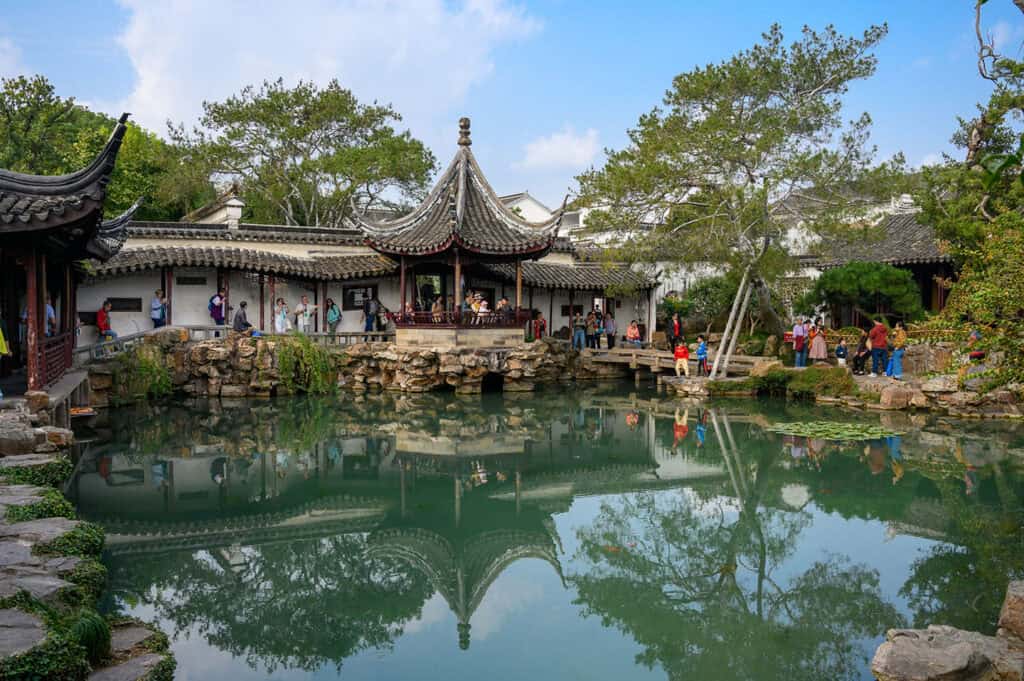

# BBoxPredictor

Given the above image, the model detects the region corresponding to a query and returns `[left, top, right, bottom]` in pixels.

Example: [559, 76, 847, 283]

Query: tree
[800, 261, 924, 322]
[577, 24, 904, 341]
[170, 78, 437, 228]
[0, 74, 213, 219]
[914, 1, 1024, 386]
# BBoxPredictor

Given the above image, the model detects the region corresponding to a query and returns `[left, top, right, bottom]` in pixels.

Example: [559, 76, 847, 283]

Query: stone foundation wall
[89, 328, 630, 403]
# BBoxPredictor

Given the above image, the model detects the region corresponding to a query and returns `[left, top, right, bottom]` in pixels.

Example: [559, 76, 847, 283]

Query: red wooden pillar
[515, 259, 523, 311]
[258, 274, 265, 330]
[164, 267, 173, 325]
[399, 256, 406, 314]
[24, 248, 40, 391]
[61, 263, 71, 333]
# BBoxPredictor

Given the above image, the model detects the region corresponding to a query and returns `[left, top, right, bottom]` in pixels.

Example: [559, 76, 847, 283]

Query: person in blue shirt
[835, 338, 849, 366]
[696, 335, 708, 376]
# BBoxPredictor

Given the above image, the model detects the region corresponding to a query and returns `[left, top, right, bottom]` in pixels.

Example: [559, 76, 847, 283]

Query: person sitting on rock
[233, 301, 253, 334]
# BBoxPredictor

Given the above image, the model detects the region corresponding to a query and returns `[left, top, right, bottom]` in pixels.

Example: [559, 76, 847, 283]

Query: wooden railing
[390, 309, 532, 328]
[39, 331, 75, 386]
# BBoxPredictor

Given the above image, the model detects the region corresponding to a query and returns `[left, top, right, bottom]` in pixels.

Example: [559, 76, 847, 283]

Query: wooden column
[61, 263, 71, 333]
[313, 279, 319, 332]
[515, 259, 523, 310]
[39, 253, 47, 338]
[453, 250, 462, 311]
[268, 276, 276, 331]
[258, 274, 265, 330]
[25, 248, 39, 391]
[548, 288, 554, 330]
[399, 256, 407, 314]
[164, 268, 173, 324]
[529, 286, 534, 314]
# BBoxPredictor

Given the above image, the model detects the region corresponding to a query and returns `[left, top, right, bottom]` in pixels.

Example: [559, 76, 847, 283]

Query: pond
[67, 386, 1024, 681]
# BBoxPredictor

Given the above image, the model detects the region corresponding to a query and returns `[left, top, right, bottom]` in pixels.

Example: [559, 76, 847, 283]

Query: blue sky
[2, 0, 1022, 208]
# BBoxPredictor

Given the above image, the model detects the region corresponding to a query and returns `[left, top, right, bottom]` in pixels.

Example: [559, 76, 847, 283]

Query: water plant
[765, 421, 902, 440]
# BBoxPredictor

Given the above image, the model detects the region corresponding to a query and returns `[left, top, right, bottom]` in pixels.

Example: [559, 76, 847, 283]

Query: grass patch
[6, 489, 75, 523]
[788, 366, 855, 399]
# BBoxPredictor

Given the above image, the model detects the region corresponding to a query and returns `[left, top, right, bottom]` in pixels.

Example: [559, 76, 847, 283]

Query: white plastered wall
[76, 272, 161, 346]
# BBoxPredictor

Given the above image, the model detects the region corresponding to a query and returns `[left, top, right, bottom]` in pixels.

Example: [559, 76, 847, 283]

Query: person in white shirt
[293, 295, 318, 334]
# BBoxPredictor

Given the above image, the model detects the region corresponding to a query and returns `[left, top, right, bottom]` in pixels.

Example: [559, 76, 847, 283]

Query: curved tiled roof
[126, 220, 366, 245]
[92, 245, 397, 281]
[354, 118, 562, 257]
[483, 261, 655, 291]
[0, 114, 129, 237]
[86, 198, 141, 260]
[817, 212, 952, 268]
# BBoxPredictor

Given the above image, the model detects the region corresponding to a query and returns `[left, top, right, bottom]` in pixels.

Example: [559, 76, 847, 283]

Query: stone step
[0, 608, 46, 658]
[87, 653, 166, 681]
[110, 625, 157, 656]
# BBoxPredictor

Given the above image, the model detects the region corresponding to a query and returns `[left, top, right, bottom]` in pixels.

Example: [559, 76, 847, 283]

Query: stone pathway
[0, 400, 174, 679]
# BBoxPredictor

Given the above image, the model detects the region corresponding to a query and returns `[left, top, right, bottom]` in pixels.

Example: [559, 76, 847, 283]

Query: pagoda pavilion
[353, 118, 565, 346]
[0, 114, 132, 391]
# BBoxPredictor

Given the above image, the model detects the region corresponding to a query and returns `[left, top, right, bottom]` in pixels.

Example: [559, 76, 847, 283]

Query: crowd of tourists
[790, 315, 908, 379]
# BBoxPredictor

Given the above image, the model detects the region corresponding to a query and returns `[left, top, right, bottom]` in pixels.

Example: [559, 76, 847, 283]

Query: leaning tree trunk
[752, 276, 786, 338]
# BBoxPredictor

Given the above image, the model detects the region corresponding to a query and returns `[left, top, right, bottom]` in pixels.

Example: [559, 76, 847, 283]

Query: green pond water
[68, 385, 1024, 681]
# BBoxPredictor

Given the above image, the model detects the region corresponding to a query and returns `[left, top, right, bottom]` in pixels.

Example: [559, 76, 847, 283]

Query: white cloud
[917, 152, 943, 168]
[0, 37, 23, 78]
[518, 125, 599, 170]
[991, 20, 1024, 52]
[108, 0, 540, 140]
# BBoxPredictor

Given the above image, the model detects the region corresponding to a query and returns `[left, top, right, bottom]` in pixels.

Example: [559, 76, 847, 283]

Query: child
[835, 338, 849, 367]
[674, 340, 690, 377]
[696, 335, 708, 376]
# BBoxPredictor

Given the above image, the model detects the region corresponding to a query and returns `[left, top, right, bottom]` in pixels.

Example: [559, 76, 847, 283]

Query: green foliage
[937, 217, 1024, 386]
[169, 78, 436, 227]
[787, 366, 856, 399]
[34, 522, 105, 559]
[66, 560, 108, 603]
[0, 74, 212, 219]
[5, 489, 75, 523]
[144, 655, 177, 681]
[685, 276, 736, 325]
[0, 457, 73, 488]
[112, 349, 172, 404]
[801, 261, 924, 321]
[657, 295, 693, 321]
[577, 23, 904, 337]
[276, 333, 338, 394]
[0, 630, 89, 681]
[68, 610, 110, 666]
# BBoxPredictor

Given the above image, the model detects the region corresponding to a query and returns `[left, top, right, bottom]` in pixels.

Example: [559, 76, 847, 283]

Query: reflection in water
[69, 388, 1024, 680]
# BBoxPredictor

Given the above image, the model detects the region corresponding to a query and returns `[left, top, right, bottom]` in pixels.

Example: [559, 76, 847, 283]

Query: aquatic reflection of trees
[570, 413, 903, 681]
[105, 534, 431, 673]
[900, 468, 1024, 632]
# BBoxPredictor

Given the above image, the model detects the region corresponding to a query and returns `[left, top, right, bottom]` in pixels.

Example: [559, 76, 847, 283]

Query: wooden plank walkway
[588, 347, 761, 377]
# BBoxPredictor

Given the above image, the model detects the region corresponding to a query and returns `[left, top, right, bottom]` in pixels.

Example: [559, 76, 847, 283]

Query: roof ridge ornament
[458, 117, 471, 146]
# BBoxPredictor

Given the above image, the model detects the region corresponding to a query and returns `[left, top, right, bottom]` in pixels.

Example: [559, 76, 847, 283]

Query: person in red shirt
[96, 300, 117, 341]
[868, 319, 888, 377]
[673, 408, 689, 450]
[532, 312, 547, 340]
[674, 340, 690, 377]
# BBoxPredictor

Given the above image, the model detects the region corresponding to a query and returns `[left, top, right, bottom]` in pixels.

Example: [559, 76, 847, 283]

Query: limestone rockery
[89, 329, 629, 403]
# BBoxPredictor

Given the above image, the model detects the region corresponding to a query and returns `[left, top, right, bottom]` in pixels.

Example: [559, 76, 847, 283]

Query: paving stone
[87, 653, 166, 681]
[0, 541, 40, 569]
[0, 454, 60, 473]
[110, 626, 155, 654]
[0, 517, 79, 544]
[0, 608, 46, 658]
[999, 580, 1024, 642]
[0, 568, 72, 604]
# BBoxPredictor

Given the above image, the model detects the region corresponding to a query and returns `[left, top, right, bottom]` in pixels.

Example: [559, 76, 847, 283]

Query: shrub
[66, 560, 107, 603]
[276, 333, 338, 394]
[68, 610, 110, 665]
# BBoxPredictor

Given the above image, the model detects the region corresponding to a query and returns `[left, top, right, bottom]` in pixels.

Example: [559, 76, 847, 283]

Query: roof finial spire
[458, 117, 471, 146]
